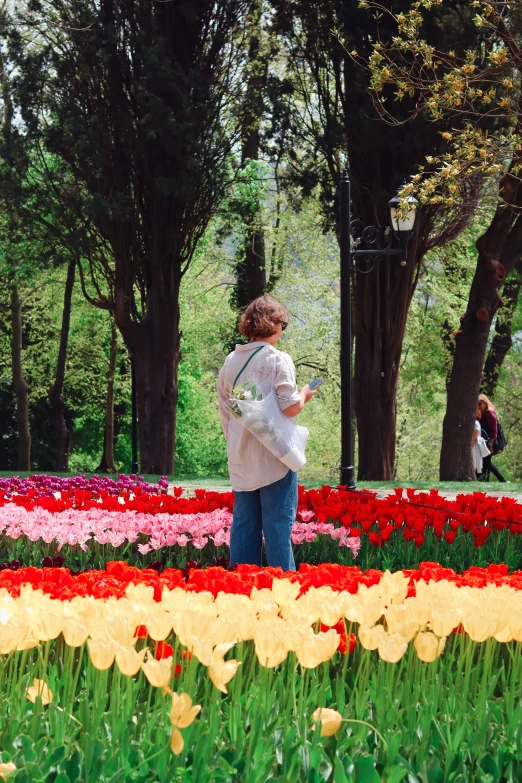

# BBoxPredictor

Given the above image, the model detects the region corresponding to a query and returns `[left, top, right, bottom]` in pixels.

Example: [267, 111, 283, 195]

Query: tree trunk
[353, 227, 421, 480]
[115, 284, 181, 475]
[236, 229, 266, 310]
[97, 353, 126, 473]
[10, 284, 31, 470]
[232, 0, 268, 312]
[103, 317, 118, 473]
[482, 259, 522, 397]
[440, 173, 522, 480]
[49, 255, 76, 472]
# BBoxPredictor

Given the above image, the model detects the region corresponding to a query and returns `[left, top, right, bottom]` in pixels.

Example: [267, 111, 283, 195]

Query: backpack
[494, 421, 508, 454]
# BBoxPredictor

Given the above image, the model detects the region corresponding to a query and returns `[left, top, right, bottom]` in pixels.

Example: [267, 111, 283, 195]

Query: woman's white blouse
[217, 342, 302, 491]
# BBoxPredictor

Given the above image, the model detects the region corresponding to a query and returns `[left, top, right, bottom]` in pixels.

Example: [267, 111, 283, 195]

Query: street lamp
[339, 170, 417, 489]
[388, 194, 418, 266]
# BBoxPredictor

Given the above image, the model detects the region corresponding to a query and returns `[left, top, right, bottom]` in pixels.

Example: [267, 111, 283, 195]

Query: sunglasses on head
[278, 320, 288, 331]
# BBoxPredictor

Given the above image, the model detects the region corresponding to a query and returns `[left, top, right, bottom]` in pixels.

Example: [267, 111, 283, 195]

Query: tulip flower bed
[3, 476, 522, 571]
[0, 562, 521, 781]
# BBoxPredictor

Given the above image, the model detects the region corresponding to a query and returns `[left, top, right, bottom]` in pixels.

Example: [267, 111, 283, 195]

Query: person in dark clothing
[478, 394, 506, 482]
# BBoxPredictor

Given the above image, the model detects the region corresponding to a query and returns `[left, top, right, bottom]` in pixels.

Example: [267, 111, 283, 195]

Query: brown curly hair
[239, 295, 290, 339]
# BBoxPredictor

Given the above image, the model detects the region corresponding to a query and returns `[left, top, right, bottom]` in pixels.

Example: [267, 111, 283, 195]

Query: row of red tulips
[1, 560, 519, 601]
[3, 481, 522, 548]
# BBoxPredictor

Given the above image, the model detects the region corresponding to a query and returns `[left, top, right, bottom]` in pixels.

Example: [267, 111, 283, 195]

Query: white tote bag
[477, 436, 490, 458]
[227, 347, 309, 471]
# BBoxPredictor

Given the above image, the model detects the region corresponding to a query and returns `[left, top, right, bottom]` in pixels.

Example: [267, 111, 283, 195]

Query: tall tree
[482, 260, 522, 397]
[232, 0, 269, 312]
[9, 283, 31, 469]
[0, 17, 32, 470]
[99, 316, 118, 474]
[273, 0, 482, 479]
[12, 0, 252, 474]
[364, 0, 522, 478]
[48, 255, 76, 471]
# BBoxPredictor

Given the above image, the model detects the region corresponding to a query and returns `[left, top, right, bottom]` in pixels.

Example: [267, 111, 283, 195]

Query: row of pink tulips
[0, 505, 360, 555]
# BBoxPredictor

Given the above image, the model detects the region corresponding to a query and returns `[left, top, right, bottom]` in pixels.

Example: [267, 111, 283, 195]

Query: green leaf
[388, 732, 403, 763]
[386, 768, 408, 783]
[333, 757, 352, 783]
[52, 774, 72, 783]
[478, 754, 500, 783]
[356, 756, 381, 783]
[426, 756, 444, 783]
[64, 750, 82, 783]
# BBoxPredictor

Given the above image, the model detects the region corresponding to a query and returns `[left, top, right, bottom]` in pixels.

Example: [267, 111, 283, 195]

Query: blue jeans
[230, 470, 297, 571]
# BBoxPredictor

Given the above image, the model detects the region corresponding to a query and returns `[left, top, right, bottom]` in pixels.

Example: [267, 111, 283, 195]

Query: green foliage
[4, 184, 522, 482]
[0, 631, 520, 781]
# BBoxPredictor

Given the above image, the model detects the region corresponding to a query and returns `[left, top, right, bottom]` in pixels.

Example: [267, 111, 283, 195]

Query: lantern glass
[389, 195, 417, 233]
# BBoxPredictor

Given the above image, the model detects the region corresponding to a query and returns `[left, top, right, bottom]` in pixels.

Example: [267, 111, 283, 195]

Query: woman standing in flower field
[217, 296, 316, 570]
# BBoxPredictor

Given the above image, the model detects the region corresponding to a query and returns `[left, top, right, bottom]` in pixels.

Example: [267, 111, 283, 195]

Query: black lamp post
[131, 359, 139, 474]
[339, 170, 417, 489]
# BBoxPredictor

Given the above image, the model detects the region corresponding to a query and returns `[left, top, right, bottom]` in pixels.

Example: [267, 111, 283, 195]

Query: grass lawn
[1, 471, 521, 493]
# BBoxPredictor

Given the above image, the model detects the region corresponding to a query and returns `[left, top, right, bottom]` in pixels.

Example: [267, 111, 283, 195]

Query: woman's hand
[282, 384, 317, 417]
[301, 384, 317, 404]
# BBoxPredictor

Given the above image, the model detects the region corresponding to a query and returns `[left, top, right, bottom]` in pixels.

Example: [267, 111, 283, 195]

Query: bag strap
[233, 346, 264, 389]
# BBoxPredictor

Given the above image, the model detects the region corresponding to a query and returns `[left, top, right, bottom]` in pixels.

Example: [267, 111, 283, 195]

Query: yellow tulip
[295, 629, 340, 669]
[141, 655, 173, 688]
[171, 727, 184, 755]
[349, 597, 385, 627]
[377, 632, 408, 663]
[116, 645, 147, 676]
[88, 639, 116, 670]
[0, 624, 22, 655]
[429, 607, 460, 637]
[385, 604, 412, 632]
[254, 622, 289, 668]
[379, 570, 409, 605]
[405, 597, 431, 626]
[215, 592, 251, 616]
[15, 631, 40, 652]
[90, 615, 137, 647]
[510, 615, 522, 642]
[26, 678, 53, 705]
[62, 618, 88, 648]
[170, 691, 201, 728]
[33, 612, 64, 642]
[173, 608, 218, 648]
[125, 582, 156, 603]
[169, 692, 201, 755]
[0, 761, 16, 780]
[463, 612, 498, 643]
[494, 625, 512, 643]
[358, 624, 387, 651]
[414, 631, 446, 663]
[389, 622, 418, 642]
[144, 612, 173, 642]
[271, 578, 300, 607]
[238, 614, 257, 642]
[204, 617, 240, 647]
[319, 600, 344, 628]
[312, 707, 343, 737]
[254, 628, 288, 669]
[283, 617, 309, 653]
[189, 636, 214, 667]
[209, 656, 241, 694]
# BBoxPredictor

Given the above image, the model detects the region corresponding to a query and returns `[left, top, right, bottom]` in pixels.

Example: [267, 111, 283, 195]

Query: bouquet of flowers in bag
[227, 381, 308, 470]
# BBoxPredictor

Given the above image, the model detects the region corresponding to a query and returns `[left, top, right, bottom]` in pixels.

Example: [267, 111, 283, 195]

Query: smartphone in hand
[309, 378, 324, 390]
